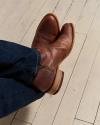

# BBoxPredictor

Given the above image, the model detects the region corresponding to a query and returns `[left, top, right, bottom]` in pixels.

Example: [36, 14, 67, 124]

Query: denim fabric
[0, 40, 44, 118]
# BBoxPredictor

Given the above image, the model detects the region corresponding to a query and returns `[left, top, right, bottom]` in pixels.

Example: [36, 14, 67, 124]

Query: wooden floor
[0, 0, 100, 125]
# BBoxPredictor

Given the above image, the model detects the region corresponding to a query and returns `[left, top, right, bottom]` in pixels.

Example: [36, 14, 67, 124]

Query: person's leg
[0, 40, 44, 118]
[0, 40, 41, 86]
[0, 14, 60, 117]
[0, 78, 44, 118]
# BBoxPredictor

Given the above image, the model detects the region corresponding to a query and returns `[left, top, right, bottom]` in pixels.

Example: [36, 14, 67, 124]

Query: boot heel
[48, 69, 64, 95]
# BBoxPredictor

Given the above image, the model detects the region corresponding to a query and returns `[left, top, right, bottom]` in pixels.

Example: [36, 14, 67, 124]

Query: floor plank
[52, 30, 100, 125]
[74, 4, 100, 124]
[88, 2, 100, 33]
[21, 0, 61, 46]
[15, 98, 43, 123]
[54, 0, 73, 25]
[76, 44, 100, 123]
[73, 119, 92, 125]
[0, 113, 15, 125]
[12, 119, 31, 125]
[75, 0, 99, 34]
[0, 0, 46, 42]
[94, 103, 100, 125]
[63, 0, 86, 25]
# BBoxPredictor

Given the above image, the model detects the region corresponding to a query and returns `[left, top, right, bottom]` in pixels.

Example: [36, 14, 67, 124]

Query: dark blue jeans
[0, 40, 44, 118]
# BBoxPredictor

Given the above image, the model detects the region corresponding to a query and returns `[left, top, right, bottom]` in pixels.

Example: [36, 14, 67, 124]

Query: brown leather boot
[32, 13, 60, 47]
[32, 14, 75, 94]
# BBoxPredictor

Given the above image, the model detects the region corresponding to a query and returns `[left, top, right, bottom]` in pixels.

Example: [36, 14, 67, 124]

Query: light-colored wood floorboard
[52, 25, 100, 125]
[0, 113, 16, 125]
[74, 4, 100, 124]
[12, 119, 31, 125]
[75, 0, 100, 34]
[73, 119, 92, 125]
[76, 41, 100, 123]
[94, 103, 100, 125]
